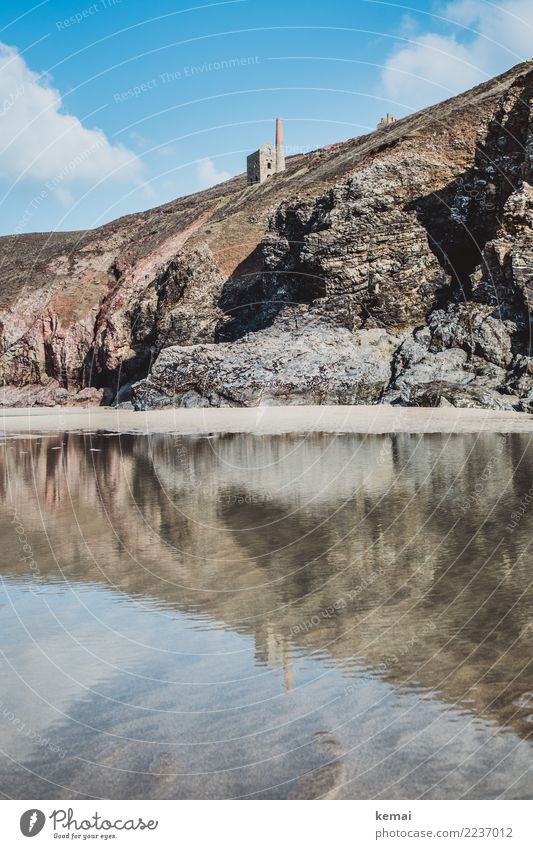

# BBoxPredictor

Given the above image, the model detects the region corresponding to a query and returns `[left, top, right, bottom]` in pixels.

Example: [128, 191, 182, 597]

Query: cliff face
[1, 62, 532, 410]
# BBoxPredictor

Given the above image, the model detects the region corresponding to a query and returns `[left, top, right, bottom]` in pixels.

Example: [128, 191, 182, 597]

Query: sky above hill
[0, 0, 531, 236]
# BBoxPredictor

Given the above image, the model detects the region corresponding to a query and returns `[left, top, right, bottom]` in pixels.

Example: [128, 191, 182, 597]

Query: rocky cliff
[1, 61, 532, 410]
[3, 432, 533, 754]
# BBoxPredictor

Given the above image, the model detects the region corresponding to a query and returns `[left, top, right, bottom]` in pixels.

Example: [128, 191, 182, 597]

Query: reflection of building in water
[260, 624, 293, 691]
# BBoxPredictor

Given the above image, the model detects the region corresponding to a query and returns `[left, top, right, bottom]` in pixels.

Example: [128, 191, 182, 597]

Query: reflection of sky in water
[0, 433, 532, 799]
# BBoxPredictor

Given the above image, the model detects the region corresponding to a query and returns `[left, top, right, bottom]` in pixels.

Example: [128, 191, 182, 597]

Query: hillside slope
[1, 61, 532, 410]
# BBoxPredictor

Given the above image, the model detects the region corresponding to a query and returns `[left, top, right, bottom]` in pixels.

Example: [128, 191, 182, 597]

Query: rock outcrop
[134, 319, 401, 408]
[1, 62, 532, 409]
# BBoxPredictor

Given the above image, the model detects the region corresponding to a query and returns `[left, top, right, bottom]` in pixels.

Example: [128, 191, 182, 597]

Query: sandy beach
[1, 404, 532, 435]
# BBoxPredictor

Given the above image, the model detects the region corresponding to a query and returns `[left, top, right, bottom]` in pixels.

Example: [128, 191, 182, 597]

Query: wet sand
[2, 429, 533, 798]
[1, 404, 533, 435]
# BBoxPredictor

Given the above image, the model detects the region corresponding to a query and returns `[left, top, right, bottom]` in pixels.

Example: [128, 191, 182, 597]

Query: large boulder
[132, 322, 401, 409]
[383, 331, 519, 409]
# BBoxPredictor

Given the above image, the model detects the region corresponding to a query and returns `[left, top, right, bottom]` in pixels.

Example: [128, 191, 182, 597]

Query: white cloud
[380, 0, 533, 111]
[52, 186, 74, 206]
[0, 43, 141, 184]
[195, 157, 231, 190]
[157, 144, 177, 157]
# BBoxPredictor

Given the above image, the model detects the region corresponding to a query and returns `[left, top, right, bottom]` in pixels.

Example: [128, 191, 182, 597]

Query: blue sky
[0, 0, 531, 236]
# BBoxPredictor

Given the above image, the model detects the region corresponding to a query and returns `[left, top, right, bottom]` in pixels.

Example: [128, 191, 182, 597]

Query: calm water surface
[0, 431, 532, 799]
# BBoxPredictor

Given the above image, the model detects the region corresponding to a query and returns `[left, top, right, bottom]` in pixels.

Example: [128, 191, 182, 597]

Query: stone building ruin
[247, 118, 286, 184]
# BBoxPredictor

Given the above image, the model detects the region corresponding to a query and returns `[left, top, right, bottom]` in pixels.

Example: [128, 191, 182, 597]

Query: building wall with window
[247, 143, 276, 184]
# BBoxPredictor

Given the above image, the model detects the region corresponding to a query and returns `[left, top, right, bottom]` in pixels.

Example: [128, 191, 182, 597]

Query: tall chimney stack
[275, 117, 285, 173]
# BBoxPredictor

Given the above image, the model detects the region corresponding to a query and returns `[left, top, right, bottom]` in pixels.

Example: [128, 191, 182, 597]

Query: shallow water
[0, 431, 532, 799]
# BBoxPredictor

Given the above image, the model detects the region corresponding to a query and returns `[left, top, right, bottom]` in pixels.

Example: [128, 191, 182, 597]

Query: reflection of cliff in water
[2, 431, 533, 740]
